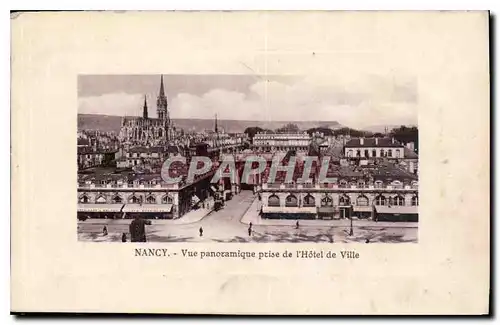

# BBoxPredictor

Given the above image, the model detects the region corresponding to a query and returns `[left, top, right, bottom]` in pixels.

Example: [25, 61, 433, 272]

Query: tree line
[244, 124, 418, 146]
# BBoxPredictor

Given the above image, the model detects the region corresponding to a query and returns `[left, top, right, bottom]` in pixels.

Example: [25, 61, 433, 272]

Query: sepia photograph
[11, 11, 489, 315]
[77, 74, 419, 243]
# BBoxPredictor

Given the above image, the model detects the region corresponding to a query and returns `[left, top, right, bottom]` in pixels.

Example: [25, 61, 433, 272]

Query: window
[129, 195, 140, 204]
[128, 180, 134, 187]
[395, 150, 401, 158]
[356, 150, 361, 157]
[321, 195, 333, 207]
[375, 195, 386, 206]
[364, 149, 369, 157]
[380, 149, 385, 157]
[392, 180, 403, 189]
[162, 195, 173, 204]
[356, 195, 369, 206]
[374, 180, 383, 189]
[285, 194, 298, 207]
[339, 180, 348, 188]
[347, 150, 353, 157]
[146, 195, 156, 204]
[303, 194, 315, 207]
[357, 180, 365, 188]
[339, 195, 350, 206]
[411, 196, 418, 206]
[394, 196, 405, 206]
[95, 195, 107, 204]
[112, 195, 123, 204]
[268, 194, 280, 207]
[79, 194, 89, 203]
[372, 149, 377, 157]
[388, 149, 392, 157]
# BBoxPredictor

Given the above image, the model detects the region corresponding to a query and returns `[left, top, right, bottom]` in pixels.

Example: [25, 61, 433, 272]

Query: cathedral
[119, 75, 174, 146]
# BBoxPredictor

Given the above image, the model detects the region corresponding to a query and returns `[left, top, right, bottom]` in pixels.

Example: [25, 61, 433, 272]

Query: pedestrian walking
[295, 221, 300, 229]
[249, 222, 253, 229]
[248, 227, 252, 236]
[365, 238, 370, 243]
[199, 226, 203, 237]
[103, 226, 108, 236]
[122, 233, 127, 242]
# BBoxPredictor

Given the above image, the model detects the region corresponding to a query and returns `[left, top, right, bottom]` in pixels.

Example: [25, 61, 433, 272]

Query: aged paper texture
[11, 11, 490, 314]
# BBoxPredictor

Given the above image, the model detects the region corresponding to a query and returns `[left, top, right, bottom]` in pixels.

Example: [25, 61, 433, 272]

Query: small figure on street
[295, 221, 300, 229]
[199, 226, 203, 237]
[121, 233, 127, 242]
[103, 226, 108, 236]
[365, 238, 370, 243]
[248, 227, 252, 236]
[249, 222, 253, 228]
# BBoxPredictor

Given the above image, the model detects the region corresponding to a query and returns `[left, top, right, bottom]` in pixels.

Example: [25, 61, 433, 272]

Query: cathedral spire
[142, 95, 148, 119]
[159, 74, 165, 98]
[215, 113, 218, 133]
[157, 74, 168, 120]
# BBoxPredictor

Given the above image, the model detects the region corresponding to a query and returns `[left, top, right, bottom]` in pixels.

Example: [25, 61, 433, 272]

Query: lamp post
[349, 204, 354, 236]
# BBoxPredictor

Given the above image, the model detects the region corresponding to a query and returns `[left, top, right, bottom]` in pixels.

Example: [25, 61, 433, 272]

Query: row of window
[347, 148, 402, 158]
[79, 194, 174, 204]
[267, 194, 418, 207]
[79, 180, 162, 187]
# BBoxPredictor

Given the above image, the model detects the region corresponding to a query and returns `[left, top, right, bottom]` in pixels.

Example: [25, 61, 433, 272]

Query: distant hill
[78, 114, 342, 133]
[363, 124, 418, 133]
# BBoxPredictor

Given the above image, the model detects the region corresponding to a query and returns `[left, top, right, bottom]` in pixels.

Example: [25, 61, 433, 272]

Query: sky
[78, 74, 418, 129]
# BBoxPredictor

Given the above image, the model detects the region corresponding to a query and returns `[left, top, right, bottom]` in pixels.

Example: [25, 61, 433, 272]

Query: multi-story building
[77, 159, 220, 220]
[252, 132, 311, 152]
[77, 147, 117, 170]
[344, 137, 419, 174]
[344, 137, 406, 159]
[256, 155, 418, 222]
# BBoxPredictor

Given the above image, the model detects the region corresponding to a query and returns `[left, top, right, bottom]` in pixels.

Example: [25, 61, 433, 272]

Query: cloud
[79, 75, 418, 129]
[79, 92, 147, 116]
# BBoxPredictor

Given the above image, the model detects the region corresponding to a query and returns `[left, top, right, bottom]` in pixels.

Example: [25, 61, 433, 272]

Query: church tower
[157, 75, 168, 120]
[156, 75, 171, 142]
[142, 95, 148, 119]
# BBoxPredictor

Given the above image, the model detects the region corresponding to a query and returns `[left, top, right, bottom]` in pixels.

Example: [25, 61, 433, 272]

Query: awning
[262, 206, 317, 214]
[353, 206, 373, 212]
[375, 206, 418, 214]
[77, 204, 124, 213]
[318, 206, 335, 214]
[122, 204, 173, 213]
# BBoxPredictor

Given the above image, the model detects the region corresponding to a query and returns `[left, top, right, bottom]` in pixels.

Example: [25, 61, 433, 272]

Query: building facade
[252, 132, 311, 152]
[344, 137, 406, 159]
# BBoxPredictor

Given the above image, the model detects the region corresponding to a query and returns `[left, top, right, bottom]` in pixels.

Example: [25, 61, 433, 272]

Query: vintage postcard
[11, 11, 490, 314]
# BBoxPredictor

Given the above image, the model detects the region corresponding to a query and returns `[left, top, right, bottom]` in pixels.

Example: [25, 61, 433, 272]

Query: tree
[390, 126, 418, 148]
[333, 127, 371, 137]
[307, 127, 334, 136]
[243, 126, 264, 140]
[276, 123, 299, 133]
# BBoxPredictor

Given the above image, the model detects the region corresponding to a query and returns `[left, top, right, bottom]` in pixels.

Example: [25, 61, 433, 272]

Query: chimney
[375, 138, 379, 145]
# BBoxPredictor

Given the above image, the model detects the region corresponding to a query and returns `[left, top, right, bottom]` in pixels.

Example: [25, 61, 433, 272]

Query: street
[78, 191, 418, 243]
